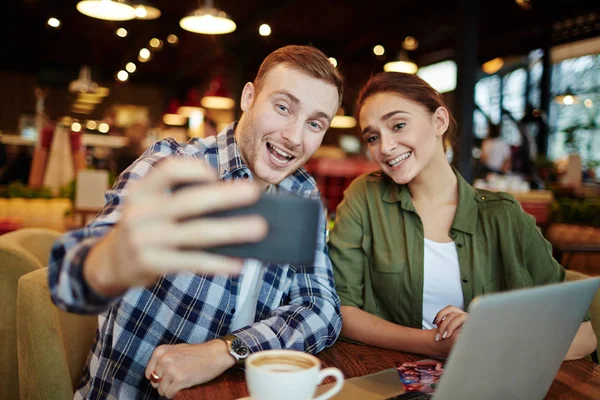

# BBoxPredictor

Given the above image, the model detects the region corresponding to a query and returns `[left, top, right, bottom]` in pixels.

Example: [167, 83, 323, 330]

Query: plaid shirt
[49, 124, 342, 399]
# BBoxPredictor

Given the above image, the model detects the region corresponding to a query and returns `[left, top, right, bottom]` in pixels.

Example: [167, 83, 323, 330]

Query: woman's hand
[433, 305, 468, 341]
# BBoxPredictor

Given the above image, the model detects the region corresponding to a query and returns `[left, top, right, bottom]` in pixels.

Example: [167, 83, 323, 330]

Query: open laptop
[317, 278, 600, 400]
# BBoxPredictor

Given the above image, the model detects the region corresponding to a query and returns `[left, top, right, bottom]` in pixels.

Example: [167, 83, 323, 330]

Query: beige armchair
[17, 268, 97, 400]
[0, 228, 62, 400]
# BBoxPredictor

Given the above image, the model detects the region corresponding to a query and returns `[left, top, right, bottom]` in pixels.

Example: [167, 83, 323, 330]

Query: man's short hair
[253, 45, 344, 106]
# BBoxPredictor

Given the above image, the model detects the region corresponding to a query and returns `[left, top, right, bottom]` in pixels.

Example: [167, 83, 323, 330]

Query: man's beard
[236, 108, 259, 171]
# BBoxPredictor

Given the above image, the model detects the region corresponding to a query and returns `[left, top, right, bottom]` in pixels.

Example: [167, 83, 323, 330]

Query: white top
[422, 238, 464, 330]
[229, 258, 265, 331]
[482, 137, 510, 171]
[229, 184, 275, 331]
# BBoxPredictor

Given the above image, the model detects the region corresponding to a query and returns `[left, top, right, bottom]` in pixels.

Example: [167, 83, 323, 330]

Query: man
[49, 45, 344, 399]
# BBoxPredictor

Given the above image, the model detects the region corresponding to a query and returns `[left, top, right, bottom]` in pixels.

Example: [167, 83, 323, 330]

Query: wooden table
[176, 341, 600, 400]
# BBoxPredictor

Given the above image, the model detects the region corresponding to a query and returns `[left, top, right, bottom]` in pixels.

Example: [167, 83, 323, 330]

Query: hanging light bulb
[554, 87, 580, 105]
[133, 1, 161, 20]
[76, 0, 136, 21]
[180, 0, 236, 35]
[330, 107, 357, 129]
[384, 51, 418, 74]
[201, 77, 235, 109]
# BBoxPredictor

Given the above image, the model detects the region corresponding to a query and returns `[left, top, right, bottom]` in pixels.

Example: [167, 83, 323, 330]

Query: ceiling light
[138, 48, 151, 62]
[201, 77, 235, 110]
[98, 123, 110, 133]
[384, 61, 418, 74]
[384, 51, 418, 74]
[77, 94, 103, 104]
[86, 120, 98, 130]
[149, 38, 163, 49]
[180, 0, 236, 35]
[133, 1, 161, 20]
[77, 0, 136, 21]
[73, 102, 96, 110]
[71, 122, 82, 132]
[330, 116, 357, 129]
[95, 87, 110, 97]
[584, 99, 593, 108]
[482, 57, 504, 74]
[328, 57, 338, 68]
[554, 87, 580, 105]
[373, 45, 385, 56]
[117, 70, 129, 82]
[69, 66, 99, 93]
[259, 24, 271, 36]
[47, 18, 61, 28]
[402, 36, 419, 51]
[201, 96, 235, 109]
[163, 113, 188, 126]
[126, 62, 136, 73]
[167, 34, 179, 45]
[116, 27, 128, 37]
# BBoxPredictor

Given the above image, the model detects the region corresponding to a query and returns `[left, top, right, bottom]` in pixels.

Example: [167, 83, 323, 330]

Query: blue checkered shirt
[49, 124, 342, 399]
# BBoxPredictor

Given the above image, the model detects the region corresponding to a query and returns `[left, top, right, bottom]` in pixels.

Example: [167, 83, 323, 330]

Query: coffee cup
[245, 350, 344, 400]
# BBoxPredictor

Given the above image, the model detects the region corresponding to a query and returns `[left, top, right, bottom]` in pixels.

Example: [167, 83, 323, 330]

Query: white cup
[245, 350, 344, 400]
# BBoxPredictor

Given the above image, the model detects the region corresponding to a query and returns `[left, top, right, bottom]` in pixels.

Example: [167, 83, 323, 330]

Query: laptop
[317, 278, 600, 400]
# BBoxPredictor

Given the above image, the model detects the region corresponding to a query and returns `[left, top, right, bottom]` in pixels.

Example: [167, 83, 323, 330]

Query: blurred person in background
[49, 45, 344, 399]
[328, 72, 595, 362]
[481, 122, 511, 175]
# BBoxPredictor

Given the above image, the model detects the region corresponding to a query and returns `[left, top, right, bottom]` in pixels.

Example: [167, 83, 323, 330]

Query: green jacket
[329, 169, 568, 329]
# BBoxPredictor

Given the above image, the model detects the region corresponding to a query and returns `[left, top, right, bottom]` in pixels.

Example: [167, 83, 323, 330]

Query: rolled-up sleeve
[49, 139, 183, 314]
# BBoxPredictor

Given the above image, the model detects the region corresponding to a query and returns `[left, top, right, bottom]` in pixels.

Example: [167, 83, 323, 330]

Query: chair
[0, 228, 62, 400]
[17, 267, 98, 400]
[566, 269, 600, 363]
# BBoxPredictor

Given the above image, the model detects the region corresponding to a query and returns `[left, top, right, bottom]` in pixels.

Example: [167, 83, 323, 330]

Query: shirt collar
[382, 167, 478, 234]
[215, 122, 248, 180]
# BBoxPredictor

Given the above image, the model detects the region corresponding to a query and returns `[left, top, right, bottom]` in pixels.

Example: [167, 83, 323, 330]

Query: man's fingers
[130, 159, 218, 201]
[158, 375, 173, 397]
[141, 248, 244, 275]
[145, 345, 169, 381]
[165, 380, 183, 399]
[165, 181, 262, 220]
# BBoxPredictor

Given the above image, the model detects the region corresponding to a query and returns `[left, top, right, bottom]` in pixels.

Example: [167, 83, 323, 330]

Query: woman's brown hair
[354, 72, 458, 153]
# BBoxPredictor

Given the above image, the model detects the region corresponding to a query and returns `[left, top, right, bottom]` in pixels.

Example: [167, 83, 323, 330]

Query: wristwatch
[220, 334, 250, 365]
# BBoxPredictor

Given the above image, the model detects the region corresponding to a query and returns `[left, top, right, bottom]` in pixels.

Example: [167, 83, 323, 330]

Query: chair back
[17, 267, 98, 400]
[0, 228, 62, 400]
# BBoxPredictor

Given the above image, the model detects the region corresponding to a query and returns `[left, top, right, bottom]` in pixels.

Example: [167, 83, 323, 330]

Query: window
[548, 55, 600, 173]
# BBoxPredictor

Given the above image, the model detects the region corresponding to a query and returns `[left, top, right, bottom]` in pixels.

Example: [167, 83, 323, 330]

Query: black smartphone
[173, 183, 322, 266]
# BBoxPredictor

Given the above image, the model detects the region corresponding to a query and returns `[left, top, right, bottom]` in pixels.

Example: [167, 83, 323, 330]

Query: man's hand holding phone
[83, 159, 268, 297]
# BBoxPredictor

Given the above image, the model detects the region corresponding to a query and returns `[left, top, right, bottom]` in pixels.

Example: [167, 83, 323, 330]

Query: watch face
[231, 338, 249, 358]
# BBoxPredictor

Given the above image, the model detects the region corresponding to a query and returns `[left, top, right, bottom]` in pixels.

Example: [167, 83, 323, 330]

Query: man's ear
[240, 82, 255, 112]
[433, 106, 450, 137]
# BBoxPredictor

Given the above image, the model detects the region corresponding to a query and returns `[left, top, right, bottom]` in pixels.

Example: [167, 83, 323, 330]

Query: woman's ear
[433, 106, 450, 137]
[240, 82, 255, 112]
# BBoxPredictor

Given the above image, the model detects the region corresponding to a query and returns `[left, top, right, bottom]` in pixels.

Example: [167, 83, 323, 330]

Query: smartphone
[173, 183, 322, 266]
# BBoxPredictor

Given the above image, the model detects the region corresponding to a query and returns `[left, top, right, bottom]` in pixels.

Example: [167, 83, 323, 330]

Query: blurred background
[0, 0, 598, 272]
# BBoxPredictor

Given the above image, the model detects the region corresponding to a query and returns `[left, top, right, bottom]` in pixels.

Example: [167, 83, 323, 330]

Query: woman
[328, 72, 595, 359]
